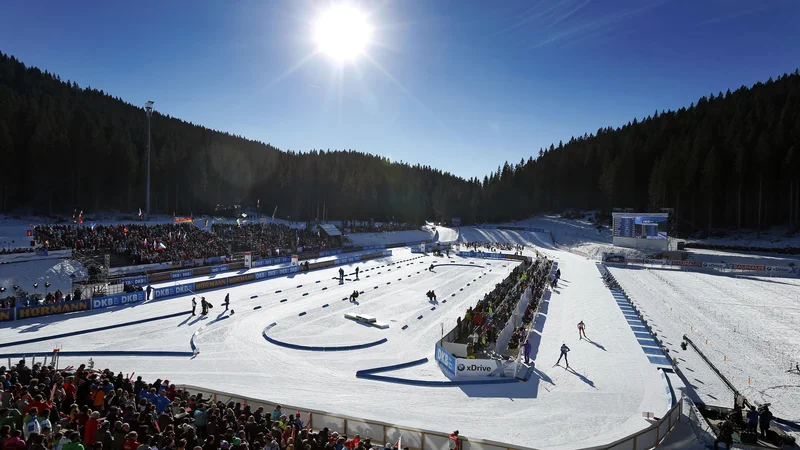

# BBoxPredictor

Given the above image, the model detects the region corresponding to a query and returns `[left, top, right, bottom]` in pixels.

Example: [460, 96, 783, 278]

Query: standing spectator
[84, 412, 100, 445]
[22, 407, 40, 439]
[759, 405, 773, 439]
[746, 406, 758, 434]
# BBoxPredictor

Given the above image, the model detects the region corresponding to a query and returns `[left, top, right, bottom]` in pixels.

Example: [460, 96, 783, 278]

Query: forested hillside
[1, 51, 799, 231]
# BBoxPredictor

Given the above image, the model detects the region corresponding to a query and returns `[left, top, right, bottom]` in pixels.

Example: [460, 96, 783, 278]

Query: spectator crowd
[211, 224, 337, 257]
[340, 222, 418, 234]
[453, 256, 552, 356]
[0, 361, 432, 450]
[458, 242, 524, 254]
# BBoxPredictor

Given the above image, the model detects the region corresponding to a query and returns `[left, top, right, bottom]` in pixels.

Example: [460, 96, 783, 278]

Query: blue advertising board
[435, 344, 457, 375]
[171, 269, 194, 280]
[92, 291, 146, 309]
[252, 256, 292, 268]
[210, 264, 232, 273]
[458, 251, 505, 260]
[120, 275, 148, 286]
[362, 245, 386, 251]
[319, 249, 344, 257]
[152, 283, 195, 299]
[255, 266, 300, 280]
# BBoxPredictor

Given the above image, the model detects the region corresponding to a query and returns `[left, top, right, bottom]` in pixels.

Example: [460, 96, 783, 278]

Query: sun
[313, 4, 372, 62]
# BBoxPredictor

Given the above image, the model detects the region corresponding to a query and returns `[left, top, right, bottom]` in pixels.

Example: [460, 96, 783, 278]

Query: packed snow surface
[608, 266, 800, 422]
[0, 234, 670, 449]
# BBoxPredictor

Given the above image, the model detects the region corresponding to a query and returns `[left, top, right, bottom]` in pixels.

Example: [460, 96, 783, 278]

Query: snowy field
[0, 231, 671, 449]
[608, 266, 800, 422]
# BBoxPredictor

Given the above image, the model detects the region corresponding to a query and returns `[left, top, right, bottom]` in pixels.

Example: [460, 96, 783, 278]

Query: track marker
[299, 312, 307, 316]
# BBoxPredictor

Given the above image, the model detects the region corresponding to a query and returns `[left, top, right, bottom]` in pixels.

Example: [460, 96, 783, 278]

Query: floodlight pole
[145, 101, 154, 220]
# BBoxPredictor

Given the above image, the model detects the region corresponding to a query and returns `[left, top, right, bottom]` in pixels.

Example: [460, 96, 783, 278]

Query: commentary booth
[319, 223, 343, 248]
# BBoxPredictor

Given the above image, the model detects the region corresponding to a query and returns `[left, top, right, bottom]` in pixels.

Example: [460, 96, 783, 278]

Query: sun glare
[313, 5, 372, 62]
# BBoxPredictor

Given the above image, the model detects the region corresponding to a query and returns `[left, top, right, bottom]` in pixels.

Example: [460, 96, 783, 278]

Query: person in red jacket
[23, 395, 53, 417]
[121, 432, 140, 450]
[448, 431, 460, 450]
[83, 412, 100, 445]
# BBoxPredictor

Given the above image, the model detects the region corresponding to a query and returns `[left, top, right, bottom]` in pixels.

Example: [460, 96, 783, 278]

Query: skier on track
[355, 266, 360, 280]
[191, 297, 196, 316]
[200, 297, 208, 315]
[429, 263, 434, 272]
[223, 293, 230, 311]
[349, 290, 359, 303]
[426, 290, 437, 303]
[339, 268, 345, 282]
[556, 343, 570, 367]
[578, 320, 587, 340]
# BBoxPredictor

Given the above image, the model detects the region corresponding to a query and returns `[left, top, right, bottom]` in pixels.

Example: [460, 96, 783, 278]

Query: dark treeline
[1, 51, 799, 231]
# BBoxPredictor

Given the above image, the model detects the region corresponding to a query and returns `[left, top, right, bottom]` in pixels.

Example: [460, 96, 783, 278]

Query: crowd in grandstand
[0, 361, 432, 450]
[211, 224, 337, 257]
[339, 221, 418, 234]
[454, 256, 552, 354]
[459, 242, 523, 254]
[33, 224, 229, 265]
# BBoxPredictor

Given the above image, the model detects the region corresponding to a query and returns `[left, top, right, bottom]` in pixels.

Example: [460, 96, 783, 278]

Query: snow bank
[346, 229, 434, 246]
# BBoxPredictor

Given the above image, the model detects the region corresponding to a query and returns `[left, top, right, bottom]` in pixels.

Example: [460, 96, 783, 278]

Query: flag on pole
[79, 210, 83, 225]
[158, 242, 166, 250]
[236, 218, 241, 227]
[72, 209, 77, 223]
[257, 199, 260, 209]
[139, 208, 143, 219]
[272, 205, 278, 221]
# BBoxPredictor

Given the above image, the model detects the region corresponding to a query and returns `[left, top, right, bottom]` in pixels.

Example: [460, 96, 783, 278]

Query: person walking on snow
[349, 290, 359, 303]
[578, 321, 587, 340]
[523, 340, 532, 364]
[355, 266, 360, 280]
[223, 293, 230, 311]
[191, 297, 196, 316]
[429, 263, 434, 272]
[339, 268, 345, 282]
[556, 343, 570, 367]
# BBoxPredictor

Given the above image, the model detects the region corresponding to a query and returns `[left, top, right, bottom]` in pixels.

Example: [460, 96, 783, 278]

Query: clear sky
[2, 0, 799, 179]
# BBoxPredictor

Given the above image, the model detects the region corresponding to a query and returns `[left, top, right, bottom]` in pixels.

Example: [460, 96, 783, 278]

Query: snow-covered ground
[608, 266, 800, 422]
[0, 259, 87, 296]
[0, 235, 670, 449]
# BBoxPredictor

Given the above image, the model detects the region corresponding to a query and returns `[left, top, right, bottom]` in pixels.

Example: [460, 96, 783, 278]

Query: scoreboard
[612, 213, 669, 240]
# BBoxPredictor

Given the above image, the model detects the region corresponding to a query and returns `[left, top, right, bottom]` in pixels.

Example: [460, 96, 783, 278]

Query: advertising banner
[670, 260, 703, 267]
[309, 260, 335, 270]
[193, 267, 212, 276]
[92, 291, 146, 309]
[174, 217, 194, 223]
[210, 264, 231, 274]
[454, 358, 517, 378]
[299, 252, 320, 260]
[254, 266, 300, 280]
[252, 257, 292, 268]
[171, 269, 194, 280]
[194, 278, 228, 292]
[152, 283, 194, 299]
[147, 272, 173, 283]
[644, 259, 670, 266]
[362, 245, 387, 251]
[0, 309, 14, 322]
[120, 275, 148, 286]
[702, 262, 728, 269]
[16, 300, 91, 320]
[227, 273, 256, 286]
[731, 263, 766, 271]
[319, 249, 344, 258]
[435, 344, 457, 375]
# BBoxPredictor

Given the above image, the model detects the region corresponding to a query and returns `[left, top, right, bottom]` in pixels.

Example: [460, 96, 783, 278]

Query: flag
[79, 210, 83, 225]
[272, 205, 278, 221]
[236, 218, 241, 227]
[90, 223, 96, 231]
[72, 209, 77, 223]
[168, 231, 172, 241]
[158, 242, 166, 250]
[257, 199, 260, 209]
[205, 219, 209, 227]
[139, 208, 142, 218]
[144, 238, 148, 246]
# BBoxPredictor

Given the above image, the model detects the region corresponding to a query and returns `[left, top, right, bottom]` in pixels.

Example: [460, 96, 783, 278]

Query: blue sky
[2, 0, 799, 179]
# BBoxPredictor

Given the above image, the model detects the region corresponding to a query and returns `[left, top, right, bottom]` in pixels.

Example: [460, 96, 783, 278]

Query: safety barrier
[177, 384, 682, 450]
[356, 358, 519, 386]
[603, 257, 799, 278]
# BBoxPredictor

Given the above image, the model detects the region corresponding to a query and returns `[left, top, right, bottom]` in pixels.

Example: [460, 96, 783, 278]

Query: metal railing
[177, 385, 683, 450]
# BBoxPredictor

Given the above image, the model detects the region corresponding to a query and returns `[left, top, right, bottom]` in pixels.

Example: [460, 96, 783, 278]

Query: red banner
[174, 217, 194, 223]
[731, 263, 765, 271]
[670, 260, 703, 267]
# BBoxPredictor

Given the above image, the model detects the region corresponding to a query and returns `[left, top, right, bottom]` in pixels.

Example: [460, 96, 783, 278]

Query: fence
[177, 385, 683, 450]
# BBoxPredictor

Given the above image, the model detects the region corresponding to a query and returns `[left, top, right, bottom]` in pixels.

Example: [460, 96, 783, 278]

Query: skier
[426, 290, 437, 302]
[145, 285, 153, 301]
[223, 293, 230, 311]
[355, 266, 360, 280]
[556, 343, 570, 367]
[349, 290, 359, 303]
[577, 321, 587, 340]
[339, 268, 345, 282]
[191, 297, 196, 316]
[556, 268, 561, 280]
[522, 340, 532, 364]
[429, 263, 434, 272]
